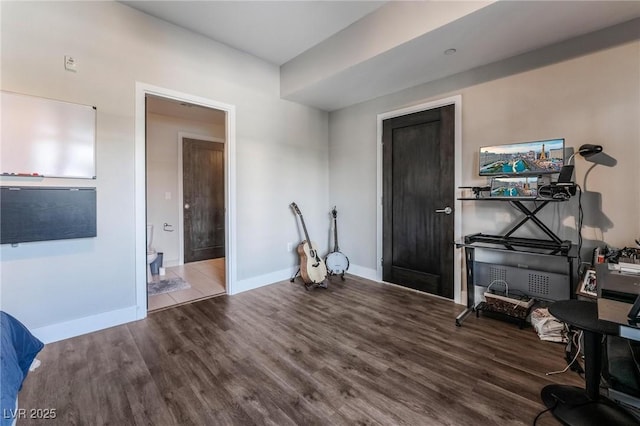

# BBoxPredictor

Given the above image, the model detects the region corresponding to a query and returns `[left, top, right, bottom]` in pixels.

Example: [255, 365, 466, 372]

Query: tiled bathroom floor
[148, 257, 226, 311]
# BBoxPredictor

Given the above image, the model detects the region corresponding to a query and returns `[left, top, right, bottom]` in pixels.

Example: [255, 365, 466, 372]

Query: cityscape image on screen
[479, 138, 564, 176]
[490, 177, 538, 197]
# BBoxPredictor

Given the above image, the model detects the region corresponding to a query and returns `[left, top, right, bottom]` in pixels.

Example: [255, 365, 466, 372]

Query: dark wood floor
[20, 275, 582, 425]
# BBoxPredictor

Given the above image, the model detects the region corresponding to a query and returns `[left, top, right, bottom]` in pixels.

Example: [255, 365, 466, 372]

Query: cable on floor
[533, 400, 558, 426]
[546, 330, 583, 376]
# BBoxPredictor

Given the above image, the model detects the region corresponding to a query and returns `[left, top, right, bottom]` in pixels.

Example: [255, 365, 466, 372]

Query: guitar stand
[305, 281, 328, 291]
[290, 268, 328, 290]
[328, 271, 346, 281]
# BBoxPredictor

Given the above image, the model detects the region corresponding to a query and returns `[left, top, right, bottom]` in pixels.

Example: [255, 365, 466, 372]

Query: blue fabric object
[1, 311, 44, 426]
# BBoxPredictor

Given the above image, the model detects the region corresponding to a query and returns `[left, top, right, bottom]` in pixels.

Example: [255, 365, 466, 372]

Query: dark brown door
[183, 138, 224, 262]
[382, 105, 455, 298]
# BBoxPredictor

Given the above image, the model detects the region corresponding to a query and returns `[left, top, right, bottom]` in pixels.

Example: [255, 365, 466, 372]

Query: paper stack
[530, 307, 567, 343]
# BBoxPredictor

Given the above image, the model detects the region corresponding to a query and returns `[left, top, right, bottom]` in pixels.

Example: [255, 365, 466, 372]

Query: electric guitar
[290, 202, 327, 286]
[325, 206, 349, 279]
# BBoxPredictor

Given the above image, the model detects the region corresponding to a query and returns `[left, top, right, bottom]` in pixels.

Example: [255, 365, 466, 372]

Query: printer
[597, 262, 640, 325]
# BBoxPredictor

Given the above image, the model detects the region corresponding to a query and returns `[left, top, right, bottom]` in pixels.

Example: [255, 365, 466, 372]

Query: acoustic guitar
[290, 202, 327, 286]
[325, 206, 349, 280]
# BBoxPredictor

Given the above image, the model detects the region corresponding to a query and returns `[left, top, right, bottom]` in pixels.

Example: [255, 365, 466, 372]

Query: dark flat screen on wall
[1, 187, 96, 244]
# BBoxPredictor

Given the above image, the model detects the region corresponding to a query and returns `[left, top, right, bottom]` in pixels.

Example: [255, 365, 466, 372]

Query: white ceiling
[121, 1, 386, 65]
[122, 1, 640, 111]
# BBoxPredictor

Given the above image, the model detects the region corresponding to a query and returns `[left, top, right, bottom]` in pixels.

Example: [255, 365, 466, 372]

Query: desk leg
[455, 309, 473, 326]
[568, 256, 575, 297]
[584, 330, 601, 400]
[456, 246, 475, 327]
[540, 329, 639, 425]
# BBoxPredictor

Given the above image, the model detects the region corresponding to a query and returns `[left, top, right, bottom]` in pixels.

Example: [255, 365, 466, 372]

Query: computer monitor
[479, 138, 564, 176]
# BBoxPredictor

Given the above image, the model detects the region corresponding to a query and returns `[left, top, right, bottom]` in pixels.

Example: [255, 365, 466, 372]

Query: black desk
[454, 238, 576, 326]
[457, 197, 571, 248]
[455, 196, 575, 326]
[541, 300, 639, 425]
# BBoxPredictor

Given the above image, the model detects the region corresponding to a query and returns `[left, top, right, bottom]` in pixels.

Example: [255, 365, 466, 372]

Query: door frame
[177, 132, 225, 266]
[376, 95, 463, 304]
[135, 82, 237, 319]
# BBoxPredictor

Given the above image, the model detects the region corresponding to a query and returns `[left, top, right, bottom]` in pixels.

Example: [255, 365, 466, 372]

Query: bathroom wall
[146, 111, 223, 267]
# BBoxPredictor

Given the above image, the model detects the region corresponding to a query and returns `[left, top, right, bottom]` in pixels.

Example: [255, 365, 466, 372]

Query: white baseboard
[30, 264, 384, 343]
[233, 264, 380, 295]
[164, 259, 179, 268]
[31, 306, 138, 344]
[232, 267, 297, 295]
[347, 264, 378, 281]
[348, 265, 465, 306]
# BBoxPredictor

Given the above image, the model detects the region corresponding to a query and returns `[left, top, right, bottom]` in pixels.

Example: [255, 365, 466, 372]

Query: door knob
[184, 203, 190, 210]
[435, 206, 452, 215]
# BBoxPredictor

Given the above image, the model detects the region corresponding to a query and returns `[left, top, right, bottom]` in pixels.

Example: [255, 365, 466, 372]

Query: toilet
[147, 225, 157, 280]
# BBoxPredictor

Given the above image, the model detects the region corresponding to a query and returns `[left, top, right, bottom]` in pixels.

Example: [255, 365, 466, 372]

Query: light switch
[165, 192, 171, 200]
[64, 56, 77, 72]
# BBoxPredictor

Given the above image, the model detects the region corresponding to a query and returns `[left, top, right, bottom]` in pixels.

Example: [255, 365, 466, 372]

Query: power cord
[575, 184, 584, 275]
[534, 329, 582, 426]
[546, 330, 583, 376]
[533, 401, 557, 426]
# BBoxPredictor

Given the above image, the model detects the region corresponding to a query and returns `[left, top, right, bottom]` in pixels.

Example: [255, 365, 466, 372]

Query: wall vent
[473, 262, 568, 301]
[489, 266, 507, 283]
[528, 273, 550, 296]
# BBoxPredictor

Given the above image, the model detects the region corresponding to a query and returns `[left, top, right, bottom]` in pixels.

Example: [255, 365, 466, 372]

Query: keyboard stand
[455, 196, 577, 326]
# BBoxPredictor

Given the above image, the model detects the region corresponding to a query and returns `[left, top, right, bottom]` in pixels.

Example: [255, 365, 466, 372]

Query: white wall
[146, 113, 222, 266]
[2, 2, 636, 340]
[329, 25, 640, 286]
[0, 1, 328, 340]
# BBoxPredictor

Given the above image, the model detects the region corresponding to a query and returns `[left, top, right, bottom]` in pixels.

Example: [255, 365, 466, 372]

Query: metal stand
[328, 271, 346, 281]
[305, 281, 328, 290]
[505, 200, 561, 244]
[290, 268, 328, 290]
[456, 243, 476, 327]
[455, 197, 577, 327]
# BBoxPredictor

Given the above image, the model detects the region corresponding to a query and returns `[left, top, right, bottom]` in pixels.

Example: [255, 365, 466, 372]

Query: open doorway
[145, 94, 227, 311]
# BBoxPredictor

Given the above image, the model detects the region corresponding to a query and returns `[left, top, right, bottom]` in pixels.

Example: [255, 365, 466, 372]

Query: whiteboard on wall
[1, 91, 96, 179]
